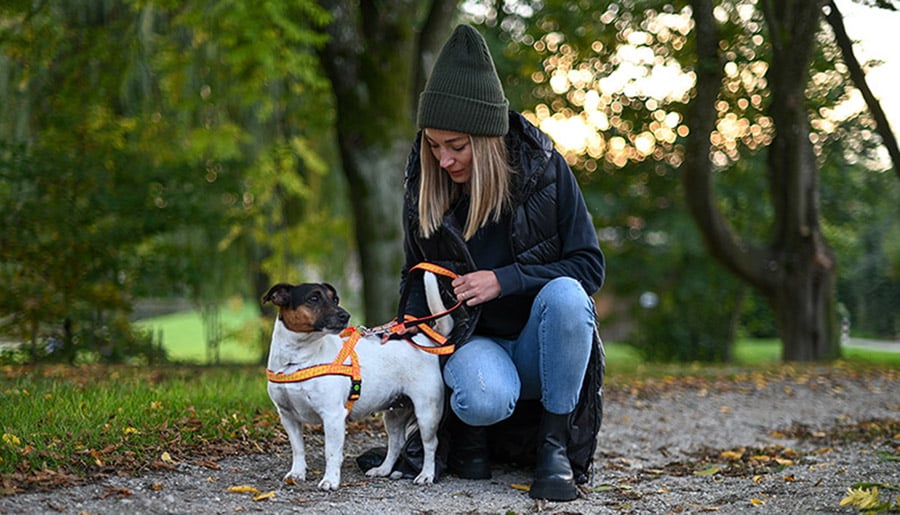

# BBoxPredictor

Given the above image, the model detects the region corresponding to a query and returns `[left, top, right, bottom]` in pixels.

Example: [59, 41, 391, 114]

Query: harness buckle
[349, 379, 362, 401]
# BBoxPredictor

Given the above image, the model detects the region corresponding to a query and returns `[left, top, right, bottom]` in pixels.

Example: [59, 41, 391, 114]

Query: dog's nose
[338, 310, 350, 325]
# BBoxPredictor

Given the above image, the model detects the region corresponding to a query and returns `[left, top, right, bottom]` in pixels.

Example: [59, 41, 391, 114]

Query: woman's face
[424, 128, 472, 184]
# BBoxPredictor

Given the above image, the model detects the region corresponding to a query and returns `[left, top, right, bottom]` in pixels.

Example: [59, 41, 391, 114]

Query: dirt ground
[1, 365, 897, 514]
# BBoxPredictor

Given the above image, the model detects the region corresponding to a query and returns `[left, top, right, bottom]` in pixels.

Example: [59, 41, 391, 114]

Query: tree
[0, 0, 344, 361]
[315, 0, 460, 325]
[479, 0, 896, 360]
[683, 0, 837, 360]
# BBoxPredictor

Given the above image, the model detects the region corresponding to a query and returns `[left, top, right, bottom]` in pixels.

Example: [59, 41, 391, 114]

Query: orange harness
[266, 327, 364, 411]
[265, 262, 461, 412]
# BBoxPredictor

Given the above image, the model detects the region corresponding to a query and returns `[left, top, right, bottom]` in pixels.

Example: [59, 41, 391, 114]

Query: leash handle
[398, 262, 462, 330]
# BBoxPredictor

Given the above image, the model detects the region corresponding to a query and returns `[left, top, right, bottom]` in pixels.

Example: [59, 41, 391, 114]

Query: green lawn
[135, 299, 264, 364]
[137, 302, 900, 370]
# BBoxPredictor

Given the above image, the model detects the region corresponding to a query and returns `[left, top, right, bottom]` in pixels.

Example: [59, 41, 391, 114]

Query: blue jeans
[443, 277, 595, 426]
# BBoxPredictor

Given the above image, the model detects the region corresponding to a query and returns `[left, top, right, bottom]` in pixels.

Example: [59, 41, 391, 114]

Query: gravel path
[2, 367, 897, 514]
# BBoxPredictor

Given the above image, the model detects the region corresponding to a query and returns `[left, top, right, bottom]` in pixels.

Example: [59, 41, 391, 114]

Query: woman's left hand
[452, 270, 501, 306]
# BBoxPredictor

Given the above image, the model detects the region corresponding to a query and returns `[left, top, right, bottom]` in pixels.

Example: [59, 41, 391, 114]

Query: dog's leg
[365, 408, 411, 478]
[279, 411, 307, 484]
[410, 389, 444, 485]
[318, 411, 346, 490]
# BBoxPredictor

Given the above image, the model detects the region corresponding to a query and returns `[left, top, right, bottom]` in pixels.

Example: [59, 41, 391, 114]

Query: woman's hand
[452, 270, 501, 306]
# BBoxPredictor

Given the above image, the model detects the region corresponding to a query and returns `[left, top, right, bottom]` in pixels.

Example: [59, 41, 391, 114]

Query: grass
[1, 330, 896, 493]
[135, 299, 264, 364]
[0, 365, 280, 492]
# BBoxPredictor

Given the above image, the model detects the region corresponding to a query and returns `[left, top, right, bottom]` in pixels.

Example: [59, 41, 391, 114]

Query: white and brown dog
[263, 272, 451, 491]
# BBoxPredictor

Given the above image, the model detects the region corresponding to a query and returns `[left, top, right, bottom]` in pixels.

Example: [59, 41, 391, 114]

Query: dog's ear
[262, 283, 293, 307]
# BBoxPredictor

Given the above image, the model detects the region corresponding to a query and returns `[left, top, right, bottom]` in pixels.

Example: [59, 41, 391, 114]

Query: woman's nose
[439, 150, 454, 168]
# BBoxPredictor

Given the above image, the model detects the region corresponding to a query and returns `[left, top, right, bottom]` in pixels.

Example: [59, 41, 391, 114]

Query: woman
[398, 24, 605, 502]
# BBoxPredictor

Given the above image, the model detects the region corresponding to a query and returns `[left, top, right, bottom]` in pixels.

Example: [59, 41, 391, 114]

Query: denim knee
[443, 338, 520, 426]
[537, 277, 593, 321]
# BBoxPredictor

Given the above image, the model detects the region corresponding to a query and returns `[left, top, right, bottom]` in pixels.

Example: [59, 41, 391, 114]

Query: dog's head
[262, 283, 350, 334]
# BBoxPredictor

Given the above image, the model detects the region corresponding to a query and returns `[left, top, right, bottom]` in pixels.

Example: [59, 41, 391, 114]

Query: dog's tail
[423, 271, 454, 337]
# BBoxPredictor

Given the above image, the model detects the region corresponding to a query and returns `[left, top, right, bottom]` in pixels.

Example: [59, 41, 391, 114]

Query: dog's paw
[413, 471, 435, 485]
[317, 475, 340, 491]
[365, 464, 394, 478]
[283, 471, 306, 485]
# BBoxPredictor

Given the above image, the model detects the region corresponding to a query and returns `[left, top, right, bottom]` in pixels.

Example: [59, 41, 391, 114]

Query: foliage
[0, 0, 352, 363]
[476, 0, 900, 359]
[632, 249, 744, 362]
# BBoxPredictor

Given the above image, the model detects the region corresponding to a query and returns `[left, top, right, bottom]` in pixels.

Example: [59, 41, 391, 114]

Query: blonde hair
[418, 134, 513, 240]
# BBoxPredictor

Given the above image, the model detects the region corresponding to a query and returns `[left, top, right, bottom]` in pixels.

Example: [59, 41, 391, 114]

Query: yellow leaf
[783, 475, 796, 482]
[839, 487, 880, 509]
[151, 483, 164, 491]
[750, 498, 767, 505]
[2, 434, 21, 447]
[160, 451, 177, 465]
[227, 485, 261, 494]
[774, 458, 794, 466]
[510, 483, 531, 491]
[720, 451, 743, 461]
[252, 491, 275, 501]
[752, 475, 765, 484]
[123, 427, 140, 436]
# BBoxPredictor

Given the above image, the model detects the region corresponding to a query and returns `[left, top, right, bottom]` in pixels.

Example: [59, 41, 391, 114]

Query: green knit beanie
[417, 24, 509, 136]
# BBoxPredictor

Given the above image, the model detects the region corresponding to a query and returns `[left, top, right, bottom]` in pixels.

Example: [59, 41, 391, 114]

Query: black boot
[447, 419, 491, 479]
[529, 411, 578, 501]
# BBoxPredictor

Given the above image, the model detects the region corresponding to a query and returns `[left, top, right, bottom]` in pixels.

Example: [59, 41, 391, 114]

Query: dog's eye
[308, 293, 321, 303]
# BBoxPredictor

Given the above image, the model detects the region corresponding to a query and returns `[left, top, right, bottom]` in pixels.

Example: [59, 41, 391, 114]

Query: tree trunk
[316, 0, 457, 325]
[761, 0, 840, 361]
[686, 0, 840, 361]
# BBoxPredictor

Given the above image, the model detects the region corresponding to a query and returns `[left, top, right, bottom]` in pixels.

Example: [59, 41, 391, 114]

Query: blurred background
[1, 0, 897, 366]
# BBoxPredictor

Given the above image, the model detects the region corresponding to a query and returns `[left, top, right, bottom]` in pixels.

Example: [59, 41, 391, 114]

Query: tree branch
[684, 0, 773, 292]
[825, 0, 900, 179]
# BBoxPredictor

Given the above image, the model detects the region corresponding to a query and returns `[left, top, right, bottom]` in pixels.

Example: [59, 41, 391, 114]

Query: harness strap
[265, 262, 460, 409]
[266, 327, 363, 412]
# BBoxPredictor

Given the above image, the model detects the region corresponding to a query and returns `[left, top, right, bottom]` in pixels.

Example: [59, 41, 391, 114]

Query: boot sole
[529, 478, 578, 501]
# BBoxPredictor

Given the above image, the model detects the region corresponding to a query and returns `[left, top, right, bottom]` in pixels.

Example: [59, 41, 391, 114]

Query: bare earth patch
[2, 366, 898, 514]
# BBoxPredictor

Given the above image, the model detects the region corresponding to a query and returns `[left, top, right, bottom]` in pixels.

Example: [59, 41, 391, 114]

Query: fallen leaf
[98, 487, 132, 499]
[227, 485, 261, 494]
[510, 483, 531, 491]
[840, 487, 880, 510]
[783, 475, 796, 482]
[252, 491, 275, 501]
[160, 452, 176, 465]
[720, 451, 743, 461]
[750, 498, 766, 506]
[194, 460, 220, 470]
[693, 466, 720, 477]
[151, 483, 164, 491]
[752, 475, 765, 484]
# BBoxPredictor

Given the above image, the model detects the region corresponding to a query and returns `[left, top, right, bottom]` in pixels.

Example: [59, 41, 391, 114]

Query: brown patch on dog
[279, 305, 319, 333]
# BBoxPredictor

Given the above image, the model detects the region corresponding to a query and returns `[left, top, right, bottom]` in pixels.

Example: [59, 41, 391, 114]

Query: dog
[263, 271, 452, 491]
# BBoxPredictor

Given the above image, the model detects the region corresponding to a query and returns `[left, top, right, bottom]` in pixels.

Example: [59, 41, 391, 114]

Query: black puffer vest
[401, 111, 605, 484]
